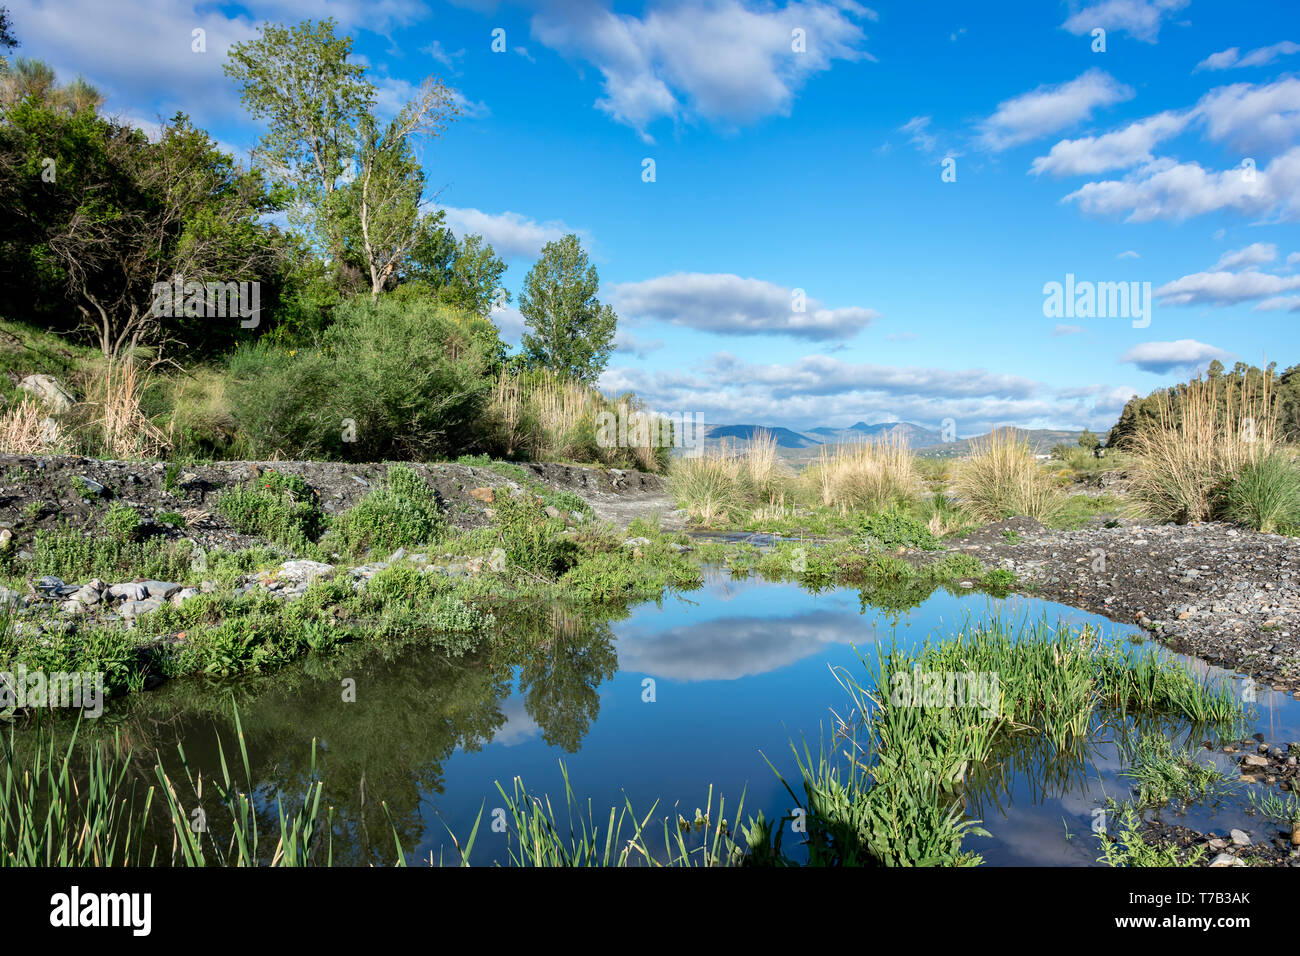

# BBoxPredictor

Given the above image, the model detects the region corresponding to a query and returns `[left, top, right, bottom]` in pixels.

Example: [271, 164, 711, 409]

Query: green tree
[1077, 429, 1099, 452]
[224, 19, 373, 270]
[519, 234, 616, 384]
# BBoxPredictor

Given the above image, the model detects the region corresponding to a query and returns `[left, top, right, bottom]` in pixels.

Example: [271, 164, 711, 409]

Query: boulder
[18, 374, 75, 411]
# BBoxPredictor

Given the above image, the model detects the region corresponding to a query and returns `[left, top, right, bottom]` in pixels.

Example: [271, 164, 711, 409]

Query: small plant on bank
[100, 503, 141, 542]
[1220, 453, 1300, 535]
[155, 510, 186, 527]
[329, 465, 446, 556]
[954, 429, 1063, 523]
[215, 469, 325, 552]
[856, 509, 940, 551]
[1119, 732, 1231, 808]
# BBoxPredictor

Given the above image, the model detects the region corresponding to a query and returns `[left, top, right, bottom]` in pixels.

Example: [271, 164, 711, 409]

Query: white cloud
[1195, 41, 1300, 71]
[1117, 250, 1141, 258]
[1030, 110, 1190, 176]
[609, 273, 878, 340]
[977, 69, 1134, 151]
[1062, 147, 1300, 223]
[1252, 296, 1300, 312]
[1119, 339, 1232, 374]
[529, 0, 875, 140]
[599, 354, 1119, 433]
[1053, 324, 1087, 336]
[1194, 77, 1300, 155]
[1061, 0, 1189, 44]
[1212, 242, 1277, 270]
[613, 329, 665, 358]
[437, 207, 582, 259]
[1156, 269, 1300, 305]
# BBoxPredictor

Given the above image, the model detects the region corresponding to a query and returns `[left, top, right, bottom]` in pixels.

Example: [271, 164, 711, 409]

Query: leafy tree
[519, 234, 616, 384]
[0, 104, 283, 357]
[224, 19, 370, 267]
[405, 229, 509, 318]
[1077, 428, 1099, 453]
[0, 7, 16, 58]
[225, 20, 459, 297]
[0, 57, 103, 113]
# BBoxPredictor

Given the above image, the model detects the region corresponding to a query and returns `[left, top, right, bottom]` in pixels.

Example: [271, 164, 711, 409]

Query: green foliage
[29, 527, 194, 583]
[329, 465, 445, 555]
[1220, 453, 1300, 534]
[857, 509, 940, 551]
[215, 469, 325, 551]
[228, 296, 496, 461]
[100, 503, 140, 542]
[488, 492, 578, 575]
[519, 234, 617, 384]
[1119, 732, 1229, 808]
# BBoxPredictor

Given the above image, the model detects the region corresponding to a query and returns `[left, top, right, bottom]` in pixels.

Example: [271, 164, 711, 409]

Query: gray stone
[1208, 853, 1240, 867]
[622, 537, 652, 549]
[170, 587, 200, 606]
[119, 597, 164, 619]
[140, 581, 183, 600]
[1230, 828, 1252, 846]
[107, 582, 148, 602]
[277, 560, 335, 585]
[18, 373, 75, 411]
[74, 476, 106, 497]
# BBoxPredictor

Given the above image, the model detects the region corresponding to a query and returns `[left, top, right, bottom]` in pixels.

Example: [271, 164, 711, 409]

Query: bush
[215, 469, 325, 550]
[229, 295, 497, 461]
[804, 437, 918, 513]
[1220, 453, 1300, 534]
[954, 429, 1062, 523]
[857, 509, 940, 551]
[489, 492, 578, 575]
[101, 503, 141, 542]
[329, 465, 446, 555]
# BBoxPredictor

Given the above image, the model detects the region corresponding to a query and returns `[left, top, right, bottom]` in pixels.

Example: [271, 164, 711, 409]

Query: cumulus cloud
[1156, 269, 1300, 305]
[599, 354, 1120, 434]
[1062, 147, 1300, 223]
[1253, 296, 1300, 312]
[1194, 77, 1300, 154]
[977, 69, 1134, 151]
[1212, 243, 1277, 270]
[1053, 324, 1087, 336]
[529, 0, 875, 139]
[1061, 0, 1189, 44]
[1030, 111, 1191, 176]
[1195, 41, 1300, 71]
[437, 207, 582, 259]
[1119, 339, 1232, 374]
[608, 273, 878, 340]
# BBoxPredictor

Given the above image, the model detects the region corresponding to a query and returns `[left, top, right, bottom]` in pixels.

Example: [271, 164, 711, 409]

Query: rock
[69, 584, 101, 605]
[470, 487, 494, 503]
[1209, 853, 1240, 867]
[140, 581, 182, 600]
[389, 547, 407, 563]
[277, 560, 335, 585]
[487, 548, 506, 572]
[1291, 825, 1300, 846]
[1230, 828, 1252, 846]
[119, 597, 163, 619]
[170, 587, 200, 606]
[74, 476, 106, 497]
[18, 373, 75, 411]
[107, 582, 148, 602]
[178, 472, 200, 488]
[622, 537, 652, 549]
[0, 587, 21, 607]
[544, 506, 562, 520]
[0, 529, 10, 550]
[35, 575, 66, 596]
[1242, 754, 1270, 768]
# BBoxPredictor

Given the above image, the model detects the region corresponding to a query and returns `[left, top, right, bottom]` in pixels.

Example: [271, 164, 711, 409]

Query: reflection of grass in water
[1119, 731, 1232, 808]
[2, 610, 1253, 867]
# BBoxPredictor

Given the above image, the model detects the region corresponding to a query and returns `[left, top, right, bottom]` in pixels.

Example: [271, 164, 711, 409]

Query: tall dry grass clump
[670, 432, 791, 525]
[0, 397, 59, 453]
[83, 359, 172, 460]
[1128, 375, 1277, 524]
[485, 369, 665, 470]
[954, 428, 1062, 522]
[804, 435, 919, 512]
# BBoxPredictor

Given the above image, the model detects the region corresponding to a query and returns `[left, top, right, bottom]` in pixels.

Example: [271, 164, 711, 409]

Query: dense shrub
[1220, 453, 1300, 534]
[856, 509, 940, 551]
[228, 296, 498, 461]
[215, 469, 325, 550]
[329, 465, 446, 555]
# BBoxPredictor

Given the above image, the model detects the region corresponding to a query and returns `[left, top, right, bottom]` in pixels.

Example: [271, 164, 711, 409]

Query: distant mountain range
[690, 421, 1093, 460]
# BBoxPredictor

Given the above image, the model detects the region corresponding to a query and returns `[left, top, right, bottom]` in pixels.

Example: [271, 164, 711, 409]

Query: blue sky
[9, 0, 1299, 435]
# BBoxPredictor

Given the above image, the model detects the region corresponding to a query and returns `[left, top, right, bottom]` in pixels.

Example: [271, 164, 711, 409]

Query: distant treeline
[1107, 360, 1300, 449]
